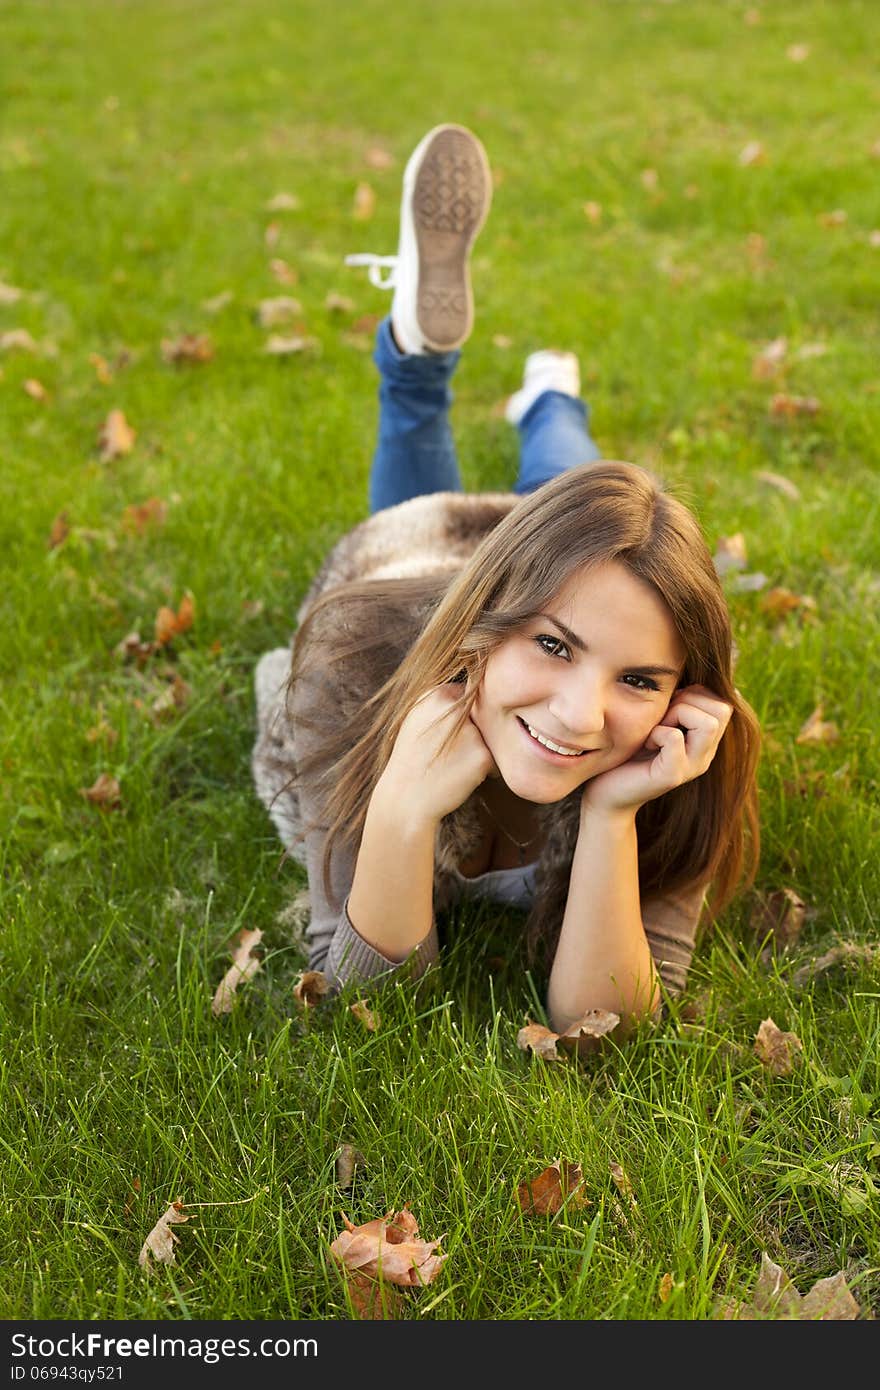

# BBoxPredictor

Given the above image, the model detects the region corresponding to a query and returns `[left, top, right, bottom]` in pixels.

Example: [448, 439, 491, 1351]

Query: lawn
[1, 0, 878, 1322]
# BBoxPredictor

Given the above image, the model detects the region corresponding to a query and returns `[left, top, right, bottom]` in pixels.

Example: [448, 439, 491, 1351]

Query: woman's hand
[582, 683, 733, 816]
[377, 683, 496, 826]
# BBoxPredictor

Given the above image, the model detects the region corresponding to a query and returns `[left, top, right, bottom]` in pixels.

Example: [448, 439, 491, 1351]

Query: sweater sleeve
[291, 662, 439, 994]
[641, 879, 708, 998]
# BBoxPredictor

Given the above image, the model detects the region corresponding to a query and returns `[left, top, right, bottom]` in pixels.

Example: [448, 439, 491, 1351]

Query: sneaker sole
[411, 126, 491, 352]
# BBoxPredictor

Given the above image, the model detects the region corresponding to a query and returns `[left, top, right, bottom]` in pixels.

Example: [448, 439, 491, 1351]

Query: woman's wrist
[371, 770, 441, 836]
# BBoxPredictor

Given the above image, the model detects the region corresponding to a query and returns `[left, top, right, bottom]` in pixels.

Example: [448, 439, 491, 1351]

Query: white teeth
[524, 721, 583, 756]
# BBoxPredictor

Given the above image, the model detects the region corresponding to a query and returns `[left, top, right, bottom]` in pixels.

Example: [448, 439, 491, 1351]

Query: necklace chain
[475, 793, 541, 865]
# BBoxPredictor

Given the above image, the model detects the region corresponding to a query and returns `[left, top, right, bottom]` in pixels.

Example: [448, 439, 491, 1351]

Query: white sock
[505, 350, 581, 425]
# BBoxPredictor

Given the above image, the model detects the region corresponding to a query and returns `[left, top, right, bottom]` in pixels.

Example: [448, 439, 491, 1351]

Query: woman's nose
[547, 669, 606, 737]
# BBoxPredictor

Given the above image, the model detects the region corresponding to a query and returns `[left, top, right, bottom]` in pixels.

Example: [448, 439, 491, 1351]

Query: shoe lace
[344, 253, 398, 289]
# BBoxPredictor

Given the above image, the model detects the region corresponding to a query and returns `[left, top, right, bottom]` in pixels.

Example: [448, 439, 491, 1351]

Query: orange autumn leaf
[211, 927, 263, 1017]
[98, 408, 135, 461]
[121, 497, 168, 534]
[79, 772, 121, 809]
[350, 999, 379, 1031]
[517, 1008, 620, 1061]
[154, 593, 194, 646]
[160, 334, 214, 364]
[47, 511, 70, 549]
[759, 587, 816, 619]
[329, 1207, 446, 1288]
[658, 1272, 674, 1304]
[516, 1021, 562, 1060]
[516, 1161, 591, 1215]
[137, 1200, 192, 1269]
[796, 704, 840, 745]
[769, 393, 821, 418]
[754, 1017, 803, 1076]
[292, 969, 329, 1008]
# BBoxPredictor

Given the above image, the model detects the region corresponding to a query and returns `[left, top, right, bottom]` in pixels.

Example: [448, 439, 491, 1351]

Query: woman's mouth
[516, 716, 593, 762]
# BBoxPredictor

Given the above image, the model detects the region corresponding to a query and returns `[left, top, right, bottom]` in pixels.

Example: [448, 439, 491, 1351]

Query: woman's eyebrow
[536, 613, 681, 679]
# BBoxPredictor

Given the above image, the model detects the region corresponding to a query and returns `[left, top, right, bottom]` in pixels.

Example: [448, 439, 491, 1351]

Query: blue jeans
[368, 316, 601, 513]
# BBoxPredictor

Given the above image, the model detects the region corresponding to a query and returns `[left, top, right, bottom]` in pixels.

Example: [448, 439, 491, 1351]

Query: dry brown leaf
[516, 1022, 562, 1059]
[0, 280, 24, 304]
[0, 327, 39, 353]
[201, 289, 234, 314]
[85, 714, 119, 745]
[609, 1160, 637, 1209]
[24, 377, 48, 400]
[161, 334, 214, 364]
[89, 352, 112, 384]
[752, 337, 787, 379]
[211, 927, 263, 1017]
[325, 292, 355, 313]
[98, 408, 135, 461]
[739, 140, 766, 167]
[350, 999, 379, 1031]
[516, 1160, 590, 1216]
[155, 593, 195, 646]
[713, 532, 748, 577]
[769, 393, 821, 418]
[264, 220, 281, 249]
[492, 334, 512, 350]
[115, 631, 158, 666]
[263, 333, 318, 355]
[268, 257, 298, 286]
[640, 168, 659, 191]
[583, 200, 602, 224]
[151, 674, 191, 720]
[755, 469, 801, 500]
[343, 1269, 403, 1319]
[792, 942, 879, 989]
[796, 704, 840, 745]
[330, 1207, 446, 1288]
[750, 888, 807, 950]
[759, 587, 816, 619]
[366, 146, 394, 170]
[265, 191, 300, 211]
[256, 296, 303, 327]
[79, 772, 122, 809]
[658, 1272, 674, 1303]
[293, 969, 329, 1008]
[717, 1253, 860, 1320]
[818, 209, 847, 227]
[121, 497, 168, 534]
[353, 182, 376, 221]
[336, 1143, 367, 1189]
[47, 512, 70, 550]
[517, 1008, 619, 1061]
[754, 1017, 803, 1076]
[138, 1200, 191, 1268]
[786, 43, 810, 62]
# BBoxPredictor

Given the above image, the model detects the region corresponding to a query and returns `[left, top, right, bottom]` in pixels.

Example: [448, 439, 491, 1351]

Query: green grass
[1, 0, 879, 1321]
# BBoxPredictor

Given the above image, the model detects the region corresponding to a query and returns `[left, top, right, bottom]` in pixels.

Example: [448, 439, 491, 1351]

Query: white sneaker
[504, 350, 581, 425]
[345, 123, 492, 354]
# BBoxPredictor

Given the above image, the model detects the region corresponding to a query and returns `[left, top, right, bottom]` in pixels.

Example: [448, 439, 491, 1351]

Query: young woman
[252, 124, 761, 1034]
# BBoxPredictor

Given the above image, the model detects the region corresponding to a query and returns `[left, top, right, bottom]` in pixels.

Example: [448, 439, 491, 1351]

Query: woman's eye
[622, 673, 659, 692]
[535, 634, 569, 659]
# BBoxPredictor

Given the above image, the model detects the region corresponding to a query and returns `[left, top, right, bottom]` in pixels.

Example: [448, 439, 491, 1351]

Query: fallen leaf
[609, 1160, 637, 1209]
[268, 257, 298, 286]
[759, 587, 816, 619]
[121, 497, 168, 534]
[0, 328, 39, 353]
[792, 942, 879, 989]
[114, 631, 158, 666]
[78, 772, 121, 809]
[325, 292, 355, 313]
[336, 1143, 366, 1189]
[343, 1269, 403, 1319]
[869, 230, 880, 249]
[293, 969, 329, 1008]
[817, 209, 847, 227]
[47, 512, 69, 549]
[755, 469, 801, 500]
[151, 674, 191, 720]
[329, 1207, 446, 1287]
[98, 408, 135, 461]
[353, 182, 376, 220]
[796, 704, 840, 745]
[516, 1022, 563, 1060]
[739, 140, 766, 167]
[161, 333, 214, 365]
[350, 999, 379, 1031]
[713, 532, 748, 577]
[658, 1272, 674, 1303]
[24, 378, 48, 400]
[752, 337, 787, 379]
[717, 1252, 860, 1320]
[85, 713, 119, 745]
[517, 1008, 620, 1060]
[516, 1160, 590, 1215]
[583, 200, 602, 224]
[769, 393, 820, 418]
[256, 296, 303, 327]
[211, 927, 263, 1016]
[786, 43, 810, 62]
[240, 598, 265, 620]
[201, 289, 234, 314]
[263, 333, 319, 355]
[265, 191, 300, 211]
[492, 334, 512, 349]
[154, 593, 194, 646]
[640, 167, 659, 191]
[264, 220, 281, 249]
[0, 280, 24, 304]
[754, 1017, 802, 1076]
[138, 1200, 191, 1269]
[750, 888, 807, 949]
[366, 146, 394, 170]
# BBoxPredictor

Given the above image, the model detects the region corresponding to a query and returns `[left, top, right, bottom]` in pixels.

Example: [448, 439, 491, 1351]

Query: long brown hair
[288, 461, 760, 959]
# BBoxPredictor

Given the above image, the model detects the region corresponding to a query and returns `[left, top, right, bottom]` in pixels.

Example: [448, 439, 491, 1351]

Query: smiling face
[470, 560, 687, 804]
